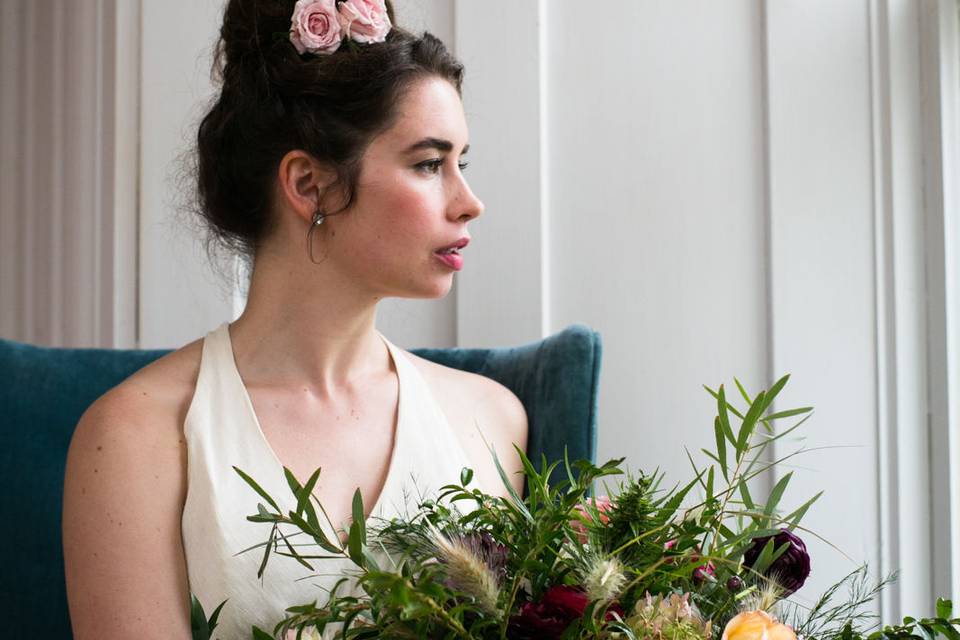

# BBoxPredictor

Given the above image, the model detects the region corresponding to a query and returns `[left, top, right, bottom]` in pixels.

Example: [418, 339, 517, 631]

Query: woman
[62, 0, 528, 636]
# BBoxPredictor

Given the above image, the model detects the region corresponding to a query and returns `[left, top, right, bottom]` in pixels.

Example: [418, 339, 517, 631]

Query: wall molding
[453, 0, 548, 347]
[921, 0, 960, 607]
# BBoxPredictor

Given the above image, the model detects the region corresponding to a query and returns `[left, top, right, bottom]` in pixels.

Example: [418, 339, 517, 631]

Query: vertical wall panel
[454, 0, 547, 348]
[546, 0, 769, 493]
[138, 0, 244, 348]
[766, 0, 880, 607]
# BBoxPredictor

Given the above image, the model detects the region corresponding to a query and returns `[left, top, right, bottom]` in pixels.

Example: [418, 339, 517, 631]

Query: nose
[450, 175, 484, 222]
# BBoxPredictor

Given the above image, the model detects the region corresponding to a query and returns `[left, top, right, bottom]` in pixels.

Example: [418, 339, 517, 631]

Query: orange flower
[721, 610, 796, 640]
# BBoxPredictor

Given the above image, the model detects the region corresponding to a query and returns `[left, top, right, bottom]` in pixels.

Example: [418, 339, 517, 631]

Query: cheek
[361, 178, 440, 248]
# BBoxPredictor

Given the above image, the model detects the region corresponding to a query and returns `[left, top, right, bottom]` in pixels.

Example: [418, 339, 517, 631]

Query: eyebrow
[404, 137, 470, 155]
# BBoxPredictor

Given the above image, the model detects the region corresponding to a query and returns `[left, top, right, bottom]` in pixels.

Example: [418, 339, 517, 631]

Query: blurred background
[1, 0, 958, 622]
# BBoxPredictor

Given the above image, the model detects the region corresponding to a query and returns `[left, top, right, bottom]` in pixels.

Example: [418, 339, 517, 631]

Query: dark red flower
[743, 528, 811, 596]
[507, 585, 623, 639]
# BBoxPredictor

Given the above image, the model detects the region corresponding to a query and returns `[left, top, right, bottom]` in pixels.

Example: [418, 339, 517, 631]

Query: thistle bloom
[430, 527, 505, 615]
[743, 529, 811, 596]
[583, 555, 627, 604]
[721, 610, 797, 640]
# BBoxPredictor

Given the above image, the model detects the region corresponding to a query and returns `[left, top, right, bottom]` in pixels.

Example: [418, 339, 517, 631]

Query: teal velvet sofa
[0, 324, 601, 637]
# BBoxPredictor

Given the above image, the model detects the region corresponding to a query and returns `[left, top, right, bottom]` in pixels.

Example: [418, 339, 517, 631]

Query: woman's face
[320, 75, 483, 299]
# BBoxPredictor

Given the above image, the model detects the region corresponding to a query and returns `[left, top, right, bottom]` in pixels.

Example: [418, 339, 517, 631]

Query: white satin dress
[180, 322, 481, 639]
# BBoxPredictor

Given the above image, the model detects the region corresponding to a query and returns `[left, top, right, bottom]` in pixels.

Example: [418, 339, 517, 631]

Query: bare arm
[473, 380, 529, 497]
[493, 385, 529, 497]
[62, 385, 192, 639]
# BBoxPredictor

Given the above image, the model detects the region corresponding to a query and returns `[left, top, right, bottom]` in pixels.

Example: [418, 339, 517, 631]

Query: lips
[435, 237, 470, 253]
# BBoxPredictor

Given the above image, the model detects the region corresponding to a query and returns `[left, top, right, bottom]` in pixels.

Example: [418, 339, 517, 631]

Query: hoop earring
[307, 209, 327, 264]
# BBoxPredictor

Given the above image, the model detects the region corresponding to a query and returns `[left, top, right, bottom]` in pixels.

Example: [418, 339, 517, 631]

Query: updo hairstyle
[194, 0, 464, 261]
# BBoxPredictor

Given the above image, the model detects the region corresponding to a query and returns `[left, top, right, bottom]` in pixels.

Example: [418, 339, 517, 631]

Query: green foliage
[190, 594, 226, 640]
[221, 375, 958, 640]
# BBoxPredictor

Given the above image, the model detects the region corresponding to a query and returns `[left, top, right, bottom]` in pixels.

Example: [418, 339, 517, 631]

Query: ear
[276, 149, 341, 226]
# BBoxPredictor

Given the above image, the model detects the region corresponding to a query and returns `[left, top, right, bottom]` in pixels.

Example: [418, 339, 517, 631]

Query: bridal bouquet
[191, 375, 960, 639]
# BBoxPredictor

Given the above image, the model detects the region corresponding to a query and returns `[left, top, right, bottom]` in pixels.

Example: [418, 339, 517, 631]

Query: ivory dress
[181, 322, 478, 638]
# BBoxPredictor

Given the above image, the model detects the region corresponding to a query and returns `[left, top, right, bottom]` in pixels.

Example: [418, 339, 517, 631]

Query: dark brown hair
[193, 0, 464, 260]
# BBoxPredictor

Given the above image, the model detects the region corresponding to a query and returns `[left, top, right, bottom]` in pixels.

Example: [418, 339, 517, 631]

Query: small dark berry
[727, 576, 744, 592]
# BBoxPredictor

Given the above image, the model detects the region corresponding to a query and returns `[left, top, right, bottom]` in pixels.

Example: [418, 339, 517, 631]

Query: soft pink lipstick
[433, 237, 469, 271]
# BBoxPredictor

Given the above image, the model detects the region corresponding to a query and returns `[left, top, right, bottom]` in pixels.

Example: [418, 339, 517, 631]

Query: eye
[415, 159, 471, 175]
[416, 159, 443, 174]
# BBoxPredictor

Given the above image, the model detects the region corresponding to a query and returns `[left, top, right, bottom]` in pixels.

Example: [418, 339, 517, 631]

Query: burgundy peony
[508, 585, 623, 639]
[743, 528, 811, 596]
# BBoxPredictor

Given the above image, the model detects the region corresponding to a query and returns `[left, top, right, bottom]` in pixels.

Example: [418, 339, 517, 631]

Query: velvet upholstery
[0, 324, 601, 637]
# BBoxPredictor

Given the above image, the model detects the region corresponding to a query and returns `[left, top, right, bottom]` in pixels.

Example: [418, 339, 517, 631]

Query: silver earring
[307, 209, 327, 265]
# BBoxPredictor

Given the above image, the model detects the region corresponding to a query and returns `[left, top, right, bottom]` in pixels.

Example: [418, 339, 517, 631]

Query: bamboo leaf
[190, 594, 210, 640]
[207, 599, 226, 633]
[257, 525, 276, 579]
[714, 416, 729, 481]
[352, 488, 366, 546]
[784, 491, 823, 528]
[297, 467, 322, 518]
[737, 390, 767, 452]
[759, 374, 790, 415]
[734, 377, 753, 405]
[704, 384, 746, 420]
[276, 526, 315, 572]
[764, 472, 793, 517]
[491, 443, 533, 522]
[233, 466, 281, 513]
[717, 385, 737, 444]
[739, 480, 755, 511]
[764, 407, 814, 421]
[701, 449, 722, 466]
[348, 520, 365, 567]
[287, 511, 341, 554]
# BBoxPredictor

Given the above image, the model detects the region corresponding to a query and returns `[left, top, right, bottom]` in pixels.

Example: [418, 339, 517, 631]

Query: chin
[408, 274, 455, 299]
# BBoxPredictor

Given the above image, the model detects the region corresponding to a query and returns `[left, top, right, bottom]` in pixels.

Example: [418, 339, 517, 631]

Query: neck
[227, 247, 391, 395]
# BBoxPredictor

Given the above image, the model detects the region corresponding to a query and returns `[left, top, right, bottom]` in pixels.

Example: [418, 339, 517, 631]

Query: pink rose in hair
[290, 0, 343, 55]
[338, 0, 391, 44]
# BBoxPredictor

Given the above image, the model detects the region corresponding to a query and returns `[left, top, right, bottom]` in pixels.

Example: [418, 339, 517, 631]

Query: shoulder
[406, 350, 527, 436]
[66, 337, 205, 488]
[77, 338, 204, 440]
[63, 339, 204, 636]
[404, 349, 528, 489]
